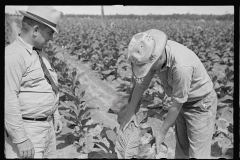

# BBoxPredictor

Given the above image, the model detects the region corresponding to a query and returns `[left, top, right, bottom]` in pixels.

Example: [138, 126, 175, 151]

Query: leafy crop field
[5, 14, 234, 159]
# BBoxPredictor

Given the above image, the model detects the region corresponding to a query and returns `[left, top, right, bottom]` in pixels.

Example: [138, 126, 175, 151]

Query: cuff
[11, 129, 29, 144]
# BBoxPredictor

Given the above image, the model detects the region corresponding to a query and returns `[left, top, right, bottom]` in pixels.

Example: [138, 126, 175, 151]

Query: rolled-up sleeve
[5, 54, 28, 143]
[134, 69, 155, 90]
[171, 66, 193, 104]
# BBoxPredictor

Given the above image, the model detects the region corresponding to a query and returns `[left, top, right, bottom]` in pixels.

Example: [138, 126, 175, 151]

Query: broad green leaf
[79, 137, 86, 146]
[106, 75, 115, 82]
[115, 122, 141, 159]
[88, 124, 103, 137]
[60, 101, 76, 111]
[63, 90, 80, 104]
[66, 121, 76, 129]
[227, 123, 233, 133]
[60, 125, 75, 135]
[99, 127, 117, 153]
[101, 70, 113, 75]
[94, 142, 111, 153]
[79, 84, 89, 94]
[135, 109, 159, 125]
[91, 111, 119, 129]
[212, 75, 218, 84]
[215, 119, 228, 134]
[78, 106, 96, 120]
[72, 69, 77, 80]
[106, 129, 117, 145]
[219, 95, 233, 103]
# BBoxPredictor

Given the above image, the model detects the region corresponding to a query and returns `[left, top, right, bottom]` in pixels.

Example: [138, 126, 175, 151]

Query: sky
[5, 5, 234, 15]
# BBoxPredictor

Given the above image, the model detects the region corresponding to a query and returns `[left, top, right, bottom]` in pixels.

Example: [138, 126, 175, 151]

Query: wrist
[16, 138, 29, 145]
[159, 127, 169, 135]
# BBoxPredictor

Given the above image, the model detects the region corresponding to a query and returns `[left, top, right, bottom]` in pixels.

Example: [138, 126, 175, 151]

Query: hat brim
[132, 29, 167, 78]
[18, 10, 58, 34]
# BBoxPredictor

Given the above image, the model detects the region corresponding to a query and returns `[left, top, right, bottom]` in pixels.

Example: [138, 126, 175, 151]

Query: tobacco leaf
[115, 122, 141, 159]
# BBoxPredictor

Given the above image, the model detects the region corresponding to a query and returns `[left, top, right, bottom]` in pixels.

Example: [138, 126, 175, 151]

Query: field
[5, 14, 234, 158]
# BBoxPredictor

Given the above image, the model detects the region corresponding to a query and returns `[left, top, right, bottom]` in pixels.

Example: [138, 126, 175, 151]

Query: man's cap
[127, 29, 167, 78]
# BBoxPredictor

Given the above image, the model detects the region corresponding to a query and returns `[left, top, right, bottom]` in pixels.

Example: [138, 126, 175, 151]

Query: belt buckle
[47, 115, 52, 122]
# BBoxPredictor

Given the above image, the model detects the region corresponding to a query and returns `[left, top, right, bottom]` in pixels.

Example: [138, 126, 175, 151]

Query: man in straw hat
[5, 6, 62, 158]
[118, 29, 217, 158]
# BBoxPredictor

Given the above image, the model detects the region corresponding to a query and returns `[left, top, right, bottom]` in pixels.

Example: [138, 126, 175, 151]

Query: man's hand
[155, 131, 167, 154]
[17, 139, 35, 158]
[54, 119, 62, 133]
[118, 104, 139, 131]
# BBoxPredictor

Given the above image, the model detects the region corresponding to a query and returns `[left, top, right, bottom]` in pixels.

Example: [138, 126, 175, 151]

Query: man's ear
[33, 25, 39, 37]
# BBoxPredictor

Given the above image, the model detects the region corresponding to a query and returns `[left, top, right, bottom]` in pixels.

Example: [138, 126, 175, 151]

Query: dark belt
[22, 115, 53, 121]
[22, 117, 48, 121]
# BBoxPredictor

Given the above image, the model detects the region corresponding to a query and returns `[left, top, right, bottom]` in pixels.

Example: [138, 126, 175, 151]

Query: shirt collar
[16, 35, 34, 55]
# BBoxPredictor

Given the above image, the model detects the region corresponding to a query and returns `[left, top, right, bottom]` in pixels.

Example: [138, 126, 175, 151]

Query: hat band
[26, 12, 56, 28]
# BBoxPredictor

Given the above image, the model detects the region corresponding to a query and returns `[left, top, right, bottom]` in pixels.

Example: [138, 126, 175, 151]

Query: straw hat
[127, 29, 167, 78]
[18, 6, 61, 34]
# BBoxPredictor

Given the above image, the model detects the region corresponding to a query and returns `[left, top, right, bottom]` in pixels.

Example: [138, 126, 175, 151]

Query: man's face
[33, 25, 54, 49]
[151, 49, 166, 71]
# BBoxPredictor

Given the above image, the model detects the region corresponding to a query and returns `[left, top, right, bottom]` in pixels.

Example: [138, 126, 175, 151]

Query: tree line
[6, 13, 234, 21]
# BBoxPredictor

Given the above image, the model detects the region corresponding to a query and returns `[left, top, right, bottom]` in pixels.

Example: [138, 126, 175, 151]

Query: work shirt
[135, 40, 213, 104]
[5, 36, 61, 144]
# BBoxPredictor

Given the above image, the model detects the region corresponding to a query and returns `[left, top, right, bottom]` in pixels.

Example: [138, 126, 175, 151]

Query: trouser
[5, 118, 57, 158]
[174, 89, 217, 159]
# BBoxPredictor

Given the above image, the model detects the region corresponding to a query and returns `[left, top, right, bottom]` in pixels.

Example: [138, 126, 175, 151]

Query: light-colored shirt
[135, 40, 213, 104]
[5, 36, 61, 143]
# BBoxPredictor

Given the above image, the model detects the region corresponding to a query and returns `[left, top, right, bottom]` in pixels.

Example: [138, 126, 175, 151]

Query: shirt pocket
[29, 68, 44, 80]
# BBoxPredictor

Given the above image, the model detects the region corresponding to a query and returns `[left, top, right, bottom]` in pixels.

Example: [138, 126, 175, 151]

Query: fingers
[19, 150, 25, 158]
[23, 150, 28, 158]
[27, 148, 32, 158]
[31, 147, 35, 158]
[18, 140, 35, 158]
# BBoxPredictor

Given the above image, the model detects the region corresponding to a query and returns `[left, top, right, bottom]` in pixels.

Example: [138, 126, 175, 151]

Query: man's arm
[5, 54, 28, 143]
[119, 70, 155, 131]
[156, 66, 192, 153]
[129, 83, 146, 112]
[159, 101, 183, 134]
[130, 70, 156, 110]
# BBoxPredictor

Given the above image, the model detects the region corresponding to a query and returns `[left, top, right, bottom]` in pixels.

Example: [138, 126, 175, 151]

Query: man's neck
[20, 32, 34, 47]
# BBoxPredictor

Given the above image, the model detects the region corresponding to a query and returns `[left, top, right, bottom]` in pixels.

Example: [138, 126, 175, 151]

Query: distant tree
[101, 5, 105, 29]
